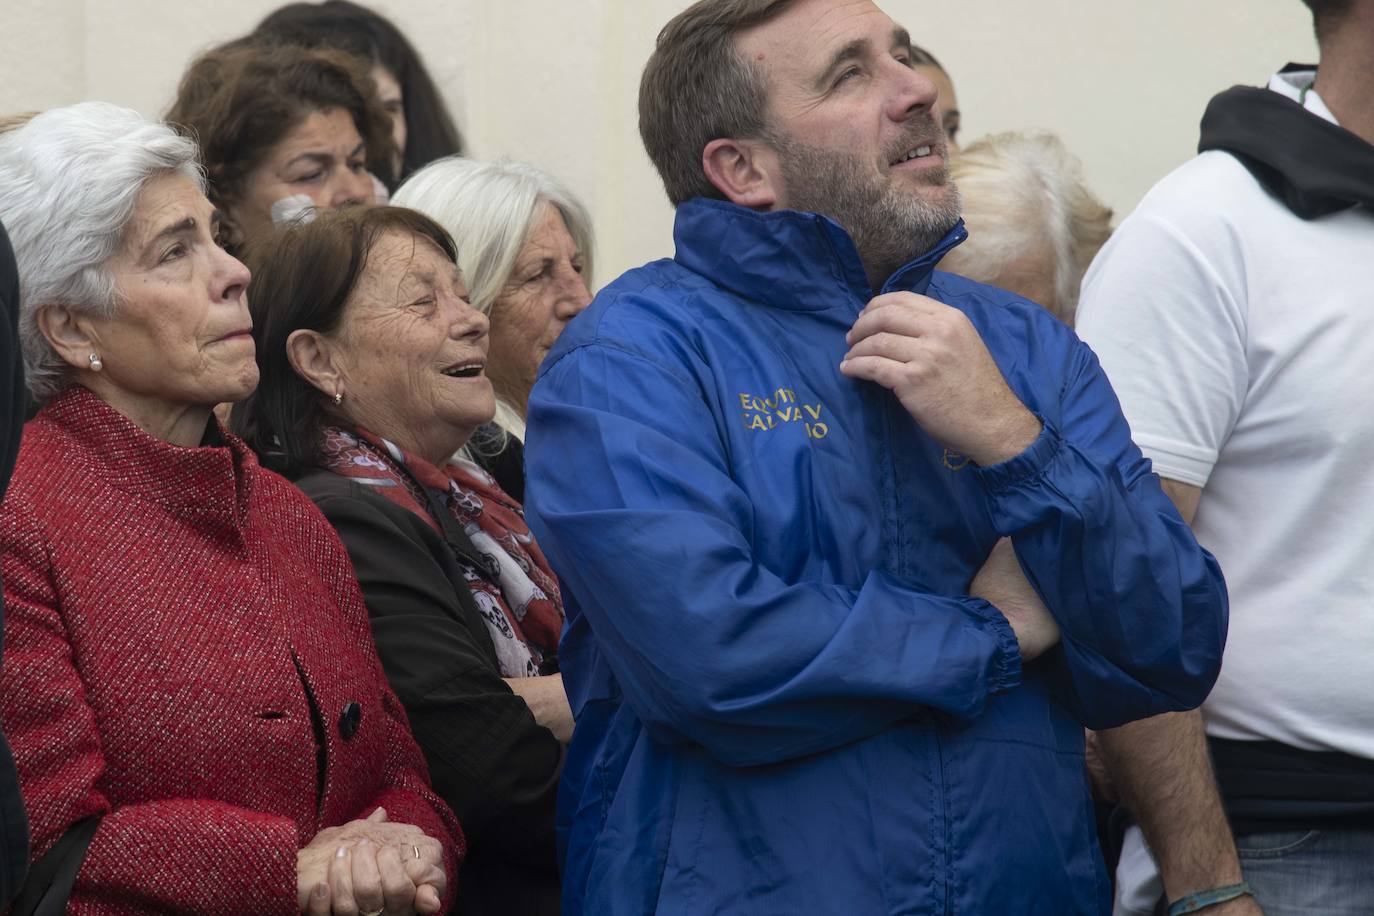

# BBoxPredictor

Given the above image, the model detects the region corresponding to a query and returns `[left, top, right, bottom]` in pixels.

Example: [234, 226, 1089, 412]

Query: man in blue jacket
[523, 0, 1228, 913]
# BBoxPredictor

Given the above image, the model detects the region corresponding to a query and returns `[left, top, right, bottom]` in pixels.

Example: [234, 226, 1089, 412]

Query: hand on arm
[502, 674, 574, 743]
[968, 538, 1060, 662]
[840, 292, 1042, 466]
[1098, 479, 1261, 915]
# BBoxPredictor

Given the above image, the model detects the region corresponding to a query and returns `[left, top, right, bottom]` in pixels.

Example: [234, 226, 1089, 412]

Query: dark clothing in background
[0, 220, 32, 905]
[295, 469, 562, 916]
[472, 434, 525, 505]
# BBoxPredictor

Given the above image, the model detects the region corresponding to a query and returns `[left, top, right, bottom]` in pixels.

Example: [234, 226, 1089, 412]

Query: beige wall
[2, 0, 1317, 283]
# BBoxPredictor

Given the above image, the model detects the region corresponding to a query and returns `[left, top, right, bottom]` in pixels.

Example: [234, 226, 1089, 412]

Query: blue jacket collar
[672, 197, 968, 311]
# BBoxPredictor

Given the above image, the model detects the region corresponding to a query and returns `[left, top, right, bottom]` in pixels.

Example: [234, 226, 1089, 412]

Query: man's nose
[889, 60, 938, 122]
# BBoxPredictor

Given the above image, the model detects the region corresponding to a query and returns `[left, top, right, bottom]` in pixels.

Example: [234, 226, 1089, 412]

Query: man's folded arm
[975, 342, 1228, 729]
[526, 342, 1022, 768]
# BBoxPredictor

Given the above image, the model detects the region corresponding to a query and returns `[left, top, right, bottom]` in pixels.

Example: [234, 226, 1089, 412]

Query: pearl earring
[88, 353, 103, 371]
[332, 392, 343, 405]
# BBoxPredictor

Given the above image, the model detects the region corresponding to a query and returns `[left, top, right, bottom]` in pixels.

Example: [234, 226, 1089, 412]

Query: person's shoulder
[1128, 150, 1273, 232]
[288, 468, 439, 545]
[541, 258, 728, 382]
[3, 412, 92, 519]
[562, 258, 727, 346]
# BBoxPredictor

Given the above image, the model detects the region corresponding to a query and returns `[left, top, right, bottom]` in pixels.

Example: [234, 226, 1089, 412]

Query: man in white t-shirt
[1075, 1, 1374, 914]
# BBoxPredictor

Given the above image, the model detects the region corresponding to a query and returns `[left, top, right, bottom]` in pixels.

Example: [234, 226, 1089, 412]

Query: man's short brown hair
[1301, 0, 1356, 40]
[639, 0, 797, 206]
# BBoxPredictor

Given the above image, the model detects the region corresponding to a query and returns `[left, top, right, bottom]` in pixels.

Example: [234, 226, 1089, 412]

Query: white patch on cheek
[270, 195, 317, 229]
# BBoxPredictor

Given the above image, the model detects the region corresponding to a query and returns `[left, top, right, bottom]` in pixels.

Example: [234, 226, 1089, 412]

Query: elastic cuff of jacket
[972, 415, 1061, 495]
[1167, 881, 1253, 915]
[964, 598, 1022, 694]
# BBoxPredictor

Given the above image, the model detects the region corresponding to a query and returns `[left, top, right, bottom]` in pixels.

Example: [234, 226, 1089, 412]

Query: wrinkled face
[916, 63, 960, 150]
[371, 64, 407, 171]
[738, 0, 961, 276]
[332, 229, 494, 462]
[91, 172, 257, 409]
[231, 107, 376, 244]
[488, 205, 591, 412]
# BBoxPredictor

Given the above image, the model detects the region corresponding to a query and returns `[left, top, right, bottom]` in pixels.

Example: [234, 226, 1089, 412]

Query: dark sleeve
[0, 218, 30, 905]
[302, 480, 561, 869]
[472, 433, 524, 504]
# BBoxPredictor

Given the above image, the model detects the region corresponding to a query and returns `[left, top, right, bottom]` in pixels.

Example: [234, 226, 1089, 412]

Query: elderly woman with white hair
[391, 158, 593, 461]
[939, 131, 1113, 325]
[0, 102, 462, 916]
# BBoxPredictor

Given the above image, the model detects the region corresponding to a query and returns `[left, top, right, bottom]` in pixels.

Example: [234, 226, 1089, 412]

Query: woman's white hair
[392, 157, 594, 436]
[942, 131, 1112, 325]
[0, 102, 204, 401]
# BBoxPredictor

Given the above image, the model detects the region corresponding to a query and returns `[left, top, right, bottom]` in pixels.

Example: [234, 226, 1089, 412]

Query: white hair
[392, 157, 594, 437]
[0, 102, 205, 401]
[941, 131, 1112, 325]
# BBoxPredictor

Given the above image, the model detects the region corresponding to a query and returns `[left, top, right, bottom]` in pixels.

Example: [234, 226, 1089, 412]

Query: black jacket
[0, 220, 31, 905]
[294, 469, 561, 916]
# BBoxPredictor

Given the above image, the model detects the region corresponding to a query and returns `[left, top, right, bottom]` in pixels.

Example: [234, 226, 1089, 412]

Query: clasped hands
[842, 292, 1059, 661]
[297, 807, 447, 916]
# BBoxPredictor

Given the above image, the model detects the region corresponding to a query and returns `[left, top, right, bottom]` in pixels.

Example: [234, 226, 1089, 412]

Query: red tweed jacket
[0, 388, 464, 914]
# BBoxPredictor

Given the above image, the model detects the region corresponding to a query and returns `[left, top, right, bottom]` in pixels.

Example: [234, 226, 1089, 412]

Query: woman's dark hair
[232, 205, 458, 475]
[254, 0, 465, 179]
[167, 39, 396, 224]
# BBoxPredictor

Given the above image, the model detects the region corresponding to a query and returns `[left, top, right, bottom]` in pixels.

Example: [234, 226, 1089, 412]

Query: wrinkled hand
[298, 808, 446, 915]
[840, 292, 1041, 466]
[969, 538, 1060, 662]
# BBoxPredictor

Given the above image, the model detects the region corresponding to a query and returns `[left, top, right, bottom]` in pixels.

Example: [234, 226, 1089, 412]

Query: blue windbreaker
[525, 199, 1227, 915]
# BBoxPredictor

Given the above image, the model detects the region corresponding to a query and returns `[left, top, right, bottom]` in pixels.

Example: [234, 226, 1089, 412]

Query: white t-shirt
[1076, 70, 1374, 913]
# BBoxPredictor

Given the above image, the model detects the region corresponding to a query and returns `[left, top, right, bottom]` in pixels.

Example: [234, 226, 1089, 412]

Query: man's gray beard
[771, 134, 962, 285]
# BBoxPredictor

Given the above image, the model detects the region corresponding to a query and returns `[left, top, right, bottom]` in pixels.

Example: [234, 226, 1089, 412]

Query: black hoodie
[0, 219, 31, 904]
[1198, 63, 1374, 219]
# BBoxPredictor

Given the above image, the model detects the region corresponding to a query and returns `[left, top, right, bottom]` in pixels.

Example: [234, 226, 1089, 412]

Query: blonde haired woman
[939, 131, 1112, 325]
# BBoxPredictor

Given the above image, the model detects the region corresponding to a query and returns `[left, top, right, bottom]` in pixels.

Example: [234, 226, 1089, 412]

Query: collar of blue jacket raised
[672, 197, 968, 311]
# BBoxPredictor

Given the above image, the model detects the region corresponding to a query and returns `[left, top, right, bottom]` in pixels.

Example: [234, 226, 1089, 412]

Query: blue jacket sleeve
[526, 342, 1022, 768]
[974, 342, 1228, 729]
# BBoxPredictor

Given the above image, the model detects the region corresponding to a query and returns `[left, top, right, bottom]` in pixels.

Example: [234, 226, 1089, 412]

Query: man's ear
[286, 328, 342, 398]
[702, 137, 783, 210]
[36, 305, 103, 371]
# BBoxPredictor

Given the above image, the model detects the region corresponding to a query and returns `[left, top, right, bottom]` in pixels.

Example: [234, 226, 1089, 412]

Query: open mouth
[891, 144, 936, 165]
[441, 360, 485, 378]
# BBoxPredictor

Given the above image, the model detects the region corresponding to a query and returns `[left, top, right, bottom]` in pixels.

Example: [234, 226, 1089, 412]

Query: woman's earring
[332, 391, 343, 406]
[88, 353, 103, 371]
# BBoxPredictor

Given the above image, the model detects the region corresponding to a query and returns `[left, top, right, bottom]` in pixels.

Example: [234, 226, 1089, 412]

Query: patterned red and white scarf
[318, 427, 563, 677]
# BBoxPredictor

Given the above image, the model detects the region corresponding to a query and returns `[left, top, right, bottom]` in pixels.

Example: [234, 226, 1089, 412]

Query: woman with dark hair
[235, 206, 565, 915]
[0, 103, 459, 916]
[255, 0, 465, 181]
[910, 42, 961, 150]
[167, 39, 393, 252]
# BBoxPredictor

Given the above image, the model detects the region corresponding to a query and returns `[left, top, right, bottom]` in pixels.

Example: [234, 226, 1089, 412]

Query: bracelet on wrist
[1167, 881, 1253, 915]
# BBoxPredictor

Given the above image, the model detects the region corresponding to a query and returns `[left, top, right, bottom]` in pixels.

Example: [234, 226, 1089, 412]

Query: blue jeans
[1235, 829, 1374, 915]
